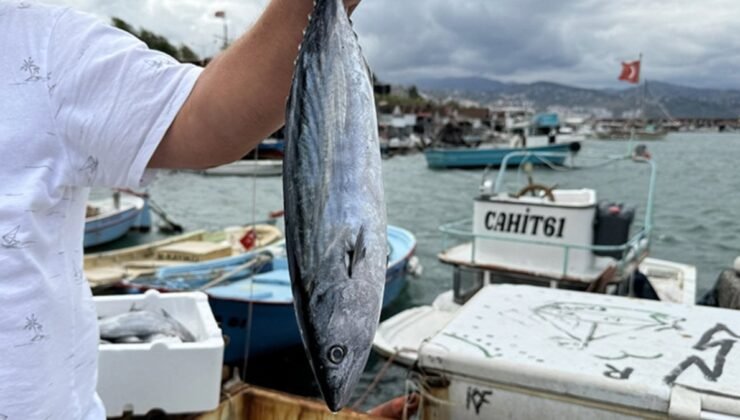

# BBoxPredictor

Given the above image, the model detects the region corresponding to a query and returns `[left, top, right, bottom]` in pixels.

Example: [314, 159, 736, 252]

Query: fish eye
[328, 345, 346, 364]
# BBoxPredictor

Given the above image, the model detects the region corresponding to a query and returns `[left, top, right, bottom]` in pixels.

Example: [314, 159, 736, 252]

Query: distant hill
[414, 77, 740, 119]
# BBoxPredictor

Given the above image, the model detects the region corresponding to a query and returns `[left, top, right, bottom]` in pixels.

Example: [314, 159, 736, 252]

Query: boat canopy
[533, 113, 560, 128]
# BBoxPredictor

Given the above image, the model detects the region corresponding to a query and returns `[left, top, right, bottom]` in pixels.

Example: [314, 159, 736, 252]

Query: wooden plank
[193, 385, 380, 420]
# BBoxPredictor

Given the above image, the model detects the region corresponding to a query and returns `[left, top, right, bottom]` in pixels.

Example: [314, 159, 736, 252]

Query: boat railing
[480, 150, 657, 235]
[439, 218, 651, 280]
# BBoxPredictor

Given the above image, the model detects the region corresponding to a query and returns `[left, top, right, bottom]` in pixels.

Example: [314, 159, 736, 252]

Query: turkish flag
[618, 60, 641, 84]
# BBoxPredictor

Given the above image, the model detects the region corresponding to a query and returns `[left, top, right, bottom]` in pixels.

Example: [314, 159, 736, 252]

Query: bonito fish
[98, 308, 196, 343]
[283, 0, 387, 412]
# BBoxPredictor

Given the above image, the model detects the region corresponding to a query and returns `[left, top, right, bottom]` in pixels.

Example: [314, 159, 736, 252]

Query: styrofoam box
[419, 285, 740, 419]
[95, 290, 224, 417]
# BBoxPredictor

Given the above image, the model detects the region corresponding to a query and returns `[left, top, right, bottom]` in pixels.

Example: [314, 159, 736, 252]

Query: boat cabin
[439, 151, 655, 304]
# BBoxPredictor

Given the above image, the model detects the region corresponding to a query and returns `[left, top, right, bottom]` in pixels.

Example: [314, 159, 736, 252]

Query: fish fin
[346, 226, 366, 279]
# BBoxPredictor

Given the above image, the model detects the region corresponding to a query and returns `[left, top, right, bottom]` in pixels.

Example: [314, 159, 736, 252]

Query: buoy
[734, 256, 740, 274]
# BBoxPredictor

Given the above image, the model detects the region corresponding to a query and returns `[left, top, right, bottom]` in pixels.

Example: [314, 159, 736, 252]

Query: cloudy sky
[38, 0, 740, 89]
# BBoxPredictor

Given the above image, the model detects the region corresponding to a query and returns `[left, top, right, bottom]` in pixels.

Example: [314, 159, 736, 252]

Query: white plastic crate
[95, 290, 224, 417]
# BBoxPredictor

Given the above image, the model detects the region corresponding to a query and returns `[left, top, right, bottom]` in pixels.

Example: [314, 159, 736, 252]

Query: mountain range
[414, 77, 740, 119]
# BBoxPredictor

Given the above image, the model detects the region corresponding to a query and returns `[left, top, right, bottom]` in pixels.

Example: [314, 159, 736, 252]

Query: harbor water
[92, 132, 740, 410]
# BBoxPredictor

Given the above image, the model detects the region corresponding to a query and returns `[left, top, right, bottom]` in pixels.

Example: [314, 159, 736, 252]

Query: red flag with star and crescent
[618, 60, 641, 84]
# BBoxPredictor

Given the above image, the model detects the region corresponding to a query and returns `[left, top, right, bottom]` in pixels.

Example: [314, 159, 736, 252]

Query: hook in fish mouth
[328, 345, 346, 364]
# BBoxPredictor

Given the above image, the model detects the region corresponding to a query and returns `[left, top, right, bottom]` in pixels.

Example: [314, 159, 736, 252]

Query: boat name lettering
[484, 208, 565, 238]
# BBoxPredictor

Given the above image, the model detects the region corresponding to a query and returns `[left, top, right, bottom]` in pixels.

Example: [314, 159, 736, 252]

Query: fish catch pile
[98, 308, 196, 344]
[283, 0, 387, 412]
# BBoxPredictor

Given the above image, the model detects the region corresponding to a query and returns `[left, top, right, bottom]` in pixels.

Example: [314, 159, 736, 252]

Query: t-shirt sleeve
[47, 8, 203, 189]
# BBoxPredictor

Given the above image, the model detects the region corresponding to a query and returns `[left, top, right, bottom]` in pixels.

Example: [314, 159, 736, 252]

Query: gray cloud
[37, 0, 740, 88]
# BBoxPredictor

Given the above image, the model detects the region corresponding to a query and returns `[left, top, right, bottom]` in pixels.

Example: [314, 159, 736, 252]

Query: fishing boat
[255, 137, 285, 159]
[84, 223, 283, 291]
[594, 124, 668, 141]
[207, 225, 417, 363]
[594, 59, 672, 142]
[424, 141, 580, 169]
[425, 110, 584, 169]
[373, 148, 697, 365]
[200, 159, 283, 177]
[121, 226, 418, 362]
[412, 284, 740, 420]
[84, 192, 151, 248]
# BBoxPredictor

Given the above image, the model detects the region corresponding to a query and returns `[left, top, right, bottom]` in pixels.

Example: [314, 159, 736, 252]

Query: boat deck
[439, 241, 621, 285]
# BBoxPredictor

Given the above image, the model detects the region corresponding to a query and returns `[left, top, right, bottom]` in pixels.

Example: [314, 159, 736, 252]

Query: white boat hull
[84, 195, 147, 248]
[202, 160, 283, 177]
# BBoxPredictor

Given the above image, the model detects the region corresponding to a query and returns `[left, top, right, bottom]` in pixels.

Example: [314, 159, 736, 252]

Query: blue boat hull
[211, 226, 416, 364]
[424, 142, 579, 169]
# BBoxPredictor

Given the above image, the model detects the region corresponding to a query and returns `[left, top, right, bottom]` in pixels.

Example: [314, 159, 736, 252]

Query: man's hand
[150, 0, 363, 170]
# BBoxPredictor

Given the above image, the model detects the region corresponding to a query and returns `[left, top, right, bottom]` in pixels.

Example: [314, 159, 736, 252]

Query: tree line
[111, 17, 200, 62]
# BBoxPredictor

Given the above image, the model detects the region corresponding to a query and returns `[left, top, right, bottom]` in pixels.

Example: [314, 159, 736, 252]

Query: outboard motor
[593, 201, 635, 259]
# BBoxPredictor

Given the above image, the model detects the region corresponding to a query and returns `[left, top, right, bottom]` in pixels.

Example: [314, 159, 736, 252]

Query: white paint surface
[419, 285, 740, 417]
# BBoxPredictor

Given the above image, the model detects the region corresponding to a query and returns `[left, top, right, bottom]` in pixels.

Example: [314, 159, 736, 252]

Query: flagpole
[215, 11, 229, 51]
[627, 52, 642, 155]
[223, 19, 229, 50]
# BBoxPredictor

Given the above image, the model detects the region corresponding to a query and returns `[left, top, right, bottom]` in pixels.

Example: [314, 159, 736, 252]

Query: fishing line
[241, 147, 260, 380]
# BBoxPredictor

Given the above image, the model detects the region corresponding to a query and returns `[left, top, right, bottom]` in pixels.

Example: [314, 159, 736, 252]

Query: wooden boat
[84, 193, 150, 248]
[84, 224, 283, 291]
[189, 384, 381, 420]
[424, 142, 580, 169]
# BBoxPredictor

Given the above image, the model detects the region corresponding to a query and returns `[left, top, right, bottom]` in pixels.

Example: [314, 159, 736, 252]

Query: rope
[352, 349, 404, 409]
[406, 371, 457, 407]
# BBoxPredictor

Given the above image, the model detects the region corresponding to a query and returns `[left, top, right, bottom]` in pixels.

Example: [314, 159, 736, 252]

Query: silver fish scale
[283, 0, 387, 412]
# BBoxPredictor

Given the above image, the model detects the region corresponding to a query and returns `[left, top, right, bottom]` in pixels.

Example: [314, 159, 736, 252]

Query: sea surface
[90, 132, 740, 411]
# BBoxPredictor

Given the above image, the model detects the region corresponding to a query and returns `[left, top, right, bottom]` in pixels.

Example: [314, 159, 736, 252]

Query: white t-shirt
[0, 2, 202, 418]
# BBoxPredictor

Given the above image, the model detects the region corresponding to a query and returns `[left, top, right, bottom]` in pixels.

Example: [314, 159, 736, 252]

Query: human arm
[147, 0, 362, 169]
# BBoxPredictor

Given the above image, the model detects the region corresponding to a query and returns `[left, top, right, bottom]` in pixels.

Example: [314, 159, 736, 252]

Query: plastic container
[593, 201, 635, 259]
[95, 290, 224, 417]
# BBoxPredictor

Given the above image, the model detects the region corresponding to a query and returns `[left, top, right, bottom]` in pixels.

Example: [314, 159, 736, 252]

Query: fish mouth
[311, 349, 358, 413]
[317, 377, 352, 413]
